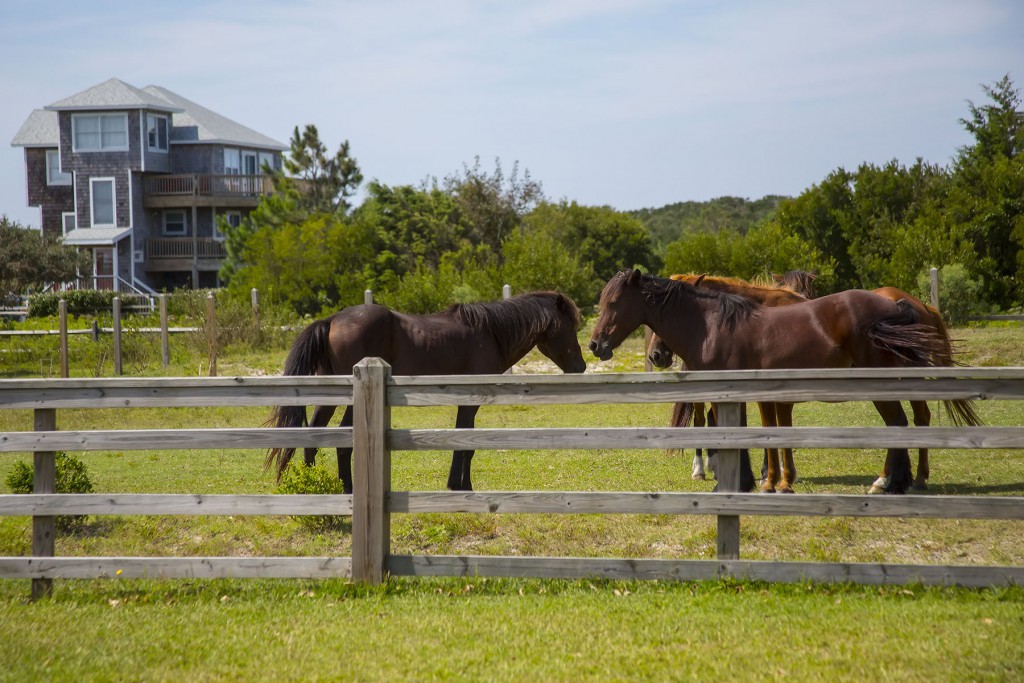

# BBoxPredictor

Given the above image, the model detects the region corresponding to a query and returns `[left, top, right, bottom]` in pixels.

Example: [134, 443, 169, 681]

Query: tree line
[2, 75, 1021, 319]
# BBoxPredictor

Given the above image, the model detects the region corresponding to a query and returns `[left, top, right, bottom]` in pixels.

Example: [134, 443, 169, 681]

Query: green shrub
[275, 461, 348, 532]
[28, 290, 123, 317]
[917, 264, 985, 326]
[5, 452, 94, 531]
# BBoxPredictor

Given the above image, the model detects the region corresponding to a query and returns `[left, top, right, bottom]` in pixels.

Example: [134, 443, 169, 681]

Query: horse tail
[664, 401, 695, 457]
[919, 303, 984, 426]
[866, 299, 954, 368]
[265, 317, 334, 480]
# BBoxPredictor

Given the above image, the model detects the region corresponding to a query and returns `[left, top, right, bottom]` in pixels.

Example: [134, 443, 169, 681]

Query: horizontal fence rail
[0, 364, 1022, 596]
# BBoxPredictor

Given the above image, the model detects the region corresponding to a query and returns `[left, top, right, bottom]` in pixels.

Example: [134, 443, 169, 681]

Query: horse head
[646, 332, 675, 369]
[589, 269, 647, 361]
[536, 292, 588, 373]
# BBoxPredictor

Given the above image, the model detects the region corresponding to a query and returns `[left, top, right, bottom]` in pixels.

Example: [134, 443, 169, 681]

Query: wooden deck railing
[143, 174, 271, 198]
[1, 365, 1023, 598]
[146, 238, 226, 260]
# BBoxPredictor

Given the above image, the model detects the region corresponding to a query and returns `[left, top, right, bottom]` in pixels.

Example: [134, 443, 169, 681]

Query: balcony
[142, 174, 272, 208]
[145, 238, 227, 272]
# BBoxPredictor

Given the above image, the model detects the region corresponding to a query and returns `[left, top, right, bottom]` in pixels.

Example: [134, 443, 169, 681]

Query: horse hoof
[778, 486, 795, 494]
[912, 481, 928, 491]
[867, 484, 885, 495]
[760, 484, 776, 494]
[692, 473, 706, 481]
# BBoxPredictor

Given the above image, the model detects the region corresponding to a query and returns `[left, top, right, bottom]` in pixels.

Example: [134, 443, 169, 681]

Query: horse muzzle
[648, 349, 673, 369]
[588, 339, 614, 361]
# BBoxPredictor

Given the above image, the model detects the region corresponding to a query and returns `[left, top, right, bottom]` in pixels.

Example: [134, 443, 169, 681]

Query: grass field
[0, 324, 1022, 681]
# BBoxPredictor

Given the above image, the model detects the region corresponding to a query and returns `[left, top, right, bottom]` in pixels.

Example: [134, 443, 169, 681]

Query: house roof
[144, 86, 287, 151]
[44, 78, 183, 114]
[62, 226, 133, 247]
[11, 78, 286, 151]
[10, 109, 59, 148]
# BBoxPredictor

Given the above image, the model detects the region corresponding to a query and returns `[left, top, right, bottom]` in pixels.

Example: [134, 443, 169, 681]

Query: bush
[5, 452, 94, 531]
[275, 461, 348, 532]
[917, 264, 985, 326]
[28, 290, 123, 317]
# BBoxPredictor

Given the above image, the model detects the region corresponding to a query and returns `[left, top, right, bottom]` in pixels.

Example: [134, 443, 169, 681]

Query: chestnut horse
[591, 269, 956, 494]
[650, 272, 979, 491]
[267, 292, 587, 493]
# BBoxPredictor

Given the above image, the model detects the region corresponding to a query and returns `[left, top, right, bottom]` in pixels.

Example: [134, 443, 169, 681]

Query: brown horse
[650, 272, 979, 491]
[267, 292, 587, 493]
[591, 269, 957, 494]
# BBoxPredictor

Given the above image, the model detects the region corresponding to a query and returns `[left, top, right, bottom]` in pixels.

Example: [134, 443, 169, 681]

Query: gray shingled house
[10, 78, 287, 293]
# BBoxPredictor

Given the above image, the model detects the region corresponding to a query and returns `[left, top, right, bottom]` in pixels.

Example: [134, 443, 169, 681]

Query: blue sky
[3, 0, 1022, 228]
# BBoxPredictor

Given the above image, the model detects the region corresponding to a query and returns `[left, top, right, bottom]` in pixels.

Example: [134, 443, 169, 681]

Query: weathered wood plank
[352, 358, 391, 585]
[389, 426, 1024, 451]
[388, 492, 1024, 519]
[32, 408, 56, 600]
[714, 403, 743, 560]
[0, 428, 352, 452]
[0, 556, 351, 580]
[0, 494, 353, 516]
[387, 555, 1024, 587]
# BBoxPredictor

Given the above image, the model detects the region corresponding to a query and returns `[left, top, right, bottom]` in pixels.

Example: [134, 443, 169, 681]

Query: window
[73, 114, 128, 151]
[146, 114, 168, 152]
[242, 151, 258, 175]
[163, 210, 187, 236]
[90, 178, 115, 226]
[216, 211, 241, 240]
[224, 148, 240, 174]
[46, 150, 72, 185]
[258, 152, 274, 174]
[62, 212, 76, 234]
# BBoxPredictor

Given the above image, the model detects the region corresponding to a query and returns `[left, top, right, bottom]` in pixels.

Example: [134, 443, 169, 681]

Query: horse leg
[868, 401, 912, 495]
[335, 406, 355, 495]
[758, 402, 780, 493]
[910, 400, 931, 490]
[775, 402, 797, 494]
[691, 403, 707, 480]
[447, 405, 481, 491]
[305, 404, 337, 466]
[706, 405, 718, 479]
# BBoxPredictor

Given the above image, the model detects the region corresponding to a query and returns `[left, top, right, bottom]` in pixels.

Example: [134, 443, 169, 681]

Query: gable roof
[10, 109, 59, 148]
[144, 85, 286, 151]
[44, 78, 183, 114]
[11, 78, 286, 151]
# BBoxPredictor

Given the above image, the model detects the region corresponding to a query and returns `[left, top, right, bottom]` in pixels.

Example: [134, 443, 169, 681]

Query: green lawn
[0, 324, 1022, 681]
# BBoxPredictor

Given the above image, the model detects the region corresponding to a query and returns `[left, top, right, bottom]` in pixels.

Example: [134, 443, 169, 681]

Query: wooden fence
[1, 363, 1024, 599]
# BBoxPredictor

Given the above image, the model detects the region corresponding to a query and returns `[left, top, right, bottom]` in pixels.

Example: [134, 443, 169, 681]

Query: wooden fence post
[32, 408, 57, 600]
[251, 288, 260, 333]
[364, 289, 373, 305]
[351, 357, 391, 584]
[112, 297, 122, 376]
[58, 299, 68, 378]
[207, 292, 217, 377]
[714, 402, 743, 561]
[159, 294, 170, 368]
[502, 284, 512, 300]
[930, 267, 940, 312]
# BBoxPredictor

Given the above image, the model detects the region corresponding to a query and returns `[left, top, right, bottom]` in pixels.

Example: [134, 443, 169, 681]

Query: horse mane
[444, 292, 580, 358]
[636, 271, 758, 329]
[672, 272, 805, 298]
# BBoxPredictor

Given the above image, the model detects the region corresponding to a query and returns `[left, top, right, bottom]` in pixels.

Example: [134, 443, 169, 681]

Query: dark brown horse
[267, 292, 587, 493]
[591, 269, 957, 494]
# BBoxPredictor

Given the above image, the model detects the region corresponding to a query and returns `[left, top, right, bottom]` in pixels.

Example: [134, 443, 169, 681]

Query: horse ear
[771, 273, 784, 284]
[807, 271, 818, 281]
[695, 274, 706, 287]
[626, 268, 642, 285]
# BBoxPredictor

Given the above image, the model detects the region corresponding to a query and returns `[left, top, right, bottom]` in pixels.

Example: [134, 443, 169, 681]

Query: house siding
[24, 147, 74, 238]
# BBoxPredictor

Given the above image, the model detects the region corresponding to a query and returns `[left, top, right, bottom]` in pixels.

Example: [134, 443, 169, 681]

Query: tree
[0, 216, 89, 300]
[442, 157, 545, 255]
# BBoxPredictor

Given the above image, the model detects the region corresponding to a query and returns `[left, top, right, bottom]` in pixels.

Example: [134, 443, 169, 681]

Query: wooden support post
[112, 297, 122, 376]
[251, 288, 260, 333]
[207, 292, 217, 377]
[351, 358, 391, 584]
[930, 267, 940, 313]
[502, 284, 512, 300]
[32, 408, 57, 600]
[58, 299, 68, 378]
[714, 402, 743, 561]
[90, 319, 99, 343]
[364, 289, 373, 305]
[159, 293, 170, 368]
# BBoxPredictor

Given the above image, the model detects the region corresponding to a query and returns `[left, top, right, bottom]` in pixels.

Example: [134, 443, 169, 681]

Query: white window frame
[73, 113, 129, 152]
[242, 151, 258, 175]
[90, 177, 116, 227]
[216, 210, 241, 241]
[224, 148, 241, 174]
[62, 212, 76, 235]
[146, 113, 169, 153]
[46, 149, 72, 186]
[163, 210, 187, 236]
